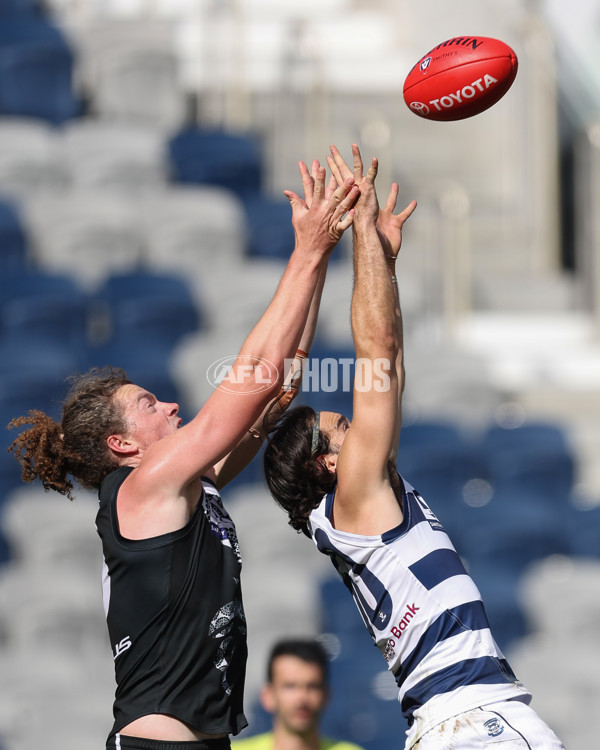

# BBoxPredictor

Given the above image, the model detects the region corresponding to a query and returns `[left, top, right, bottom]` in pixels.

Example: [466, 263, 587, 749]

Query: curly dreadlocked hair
[263, 405, 336, 536]
[7, 367, 131, 500]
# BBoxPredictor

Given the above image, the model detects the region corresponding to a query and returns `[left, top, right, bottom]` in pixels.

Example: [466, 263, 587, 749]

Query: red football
[403, 36, 518, 121]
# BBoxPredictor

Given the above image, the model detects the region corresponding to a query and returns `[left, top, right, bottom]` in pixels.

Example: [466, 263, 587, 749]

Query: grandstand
[0, 0, 599, 748]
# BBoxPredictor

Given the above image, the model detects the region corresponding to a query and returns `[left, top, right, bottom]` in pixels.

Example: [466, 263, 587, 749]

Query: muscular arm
[327, 145, 416, 534]
[211, 264, 327, 489]
[120, 164, 358, 530]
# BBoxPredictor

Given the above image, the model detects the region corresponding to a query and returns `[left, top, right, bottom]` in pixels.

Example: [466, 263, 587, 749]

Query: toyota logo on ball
[410, 101, 430, 115]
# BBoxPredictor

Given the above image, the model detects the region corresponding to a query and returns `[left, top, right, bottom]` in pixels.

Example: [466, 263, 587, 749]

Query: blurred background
[0, 0, 599, 748]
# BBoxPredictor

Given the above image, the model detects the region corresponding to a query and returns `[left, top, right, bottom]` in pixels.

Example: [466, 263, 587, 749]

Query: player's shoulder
[230, 731, 272, 750]
[322, 739, 368, 750]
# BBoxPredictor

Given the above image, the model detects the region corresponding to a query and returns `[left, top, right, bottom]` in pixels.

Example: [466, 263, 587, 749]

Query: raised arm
[376, 184, 417, 458]
[327, 145, 415, 533]
[123, 164, 358, 507]
[211, 161, 343, 488]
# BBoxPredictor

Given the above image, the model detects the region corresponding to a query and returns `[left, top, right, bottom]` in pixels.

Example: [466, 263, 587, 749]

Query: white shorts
[410, 700, 565, 749]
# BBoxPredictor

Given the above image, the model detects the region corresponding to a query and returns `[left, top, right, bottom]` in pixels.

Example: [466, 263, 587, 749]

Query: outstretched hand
[377, 183, 417, 261]
[284, 159, 358, 257]
[327, 143, 379, 225]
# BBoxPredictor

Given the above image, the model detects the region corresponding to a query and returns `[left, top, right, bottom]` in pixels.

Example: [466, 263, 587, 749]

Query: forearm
[351, 222, 399, 360]
[238, 248, 326, 375]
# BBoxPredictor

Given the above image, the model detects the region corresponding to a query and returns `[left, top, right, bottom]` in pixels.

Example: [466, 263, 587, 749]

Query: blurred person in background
[7, 161, 358, 750]
[232, 638, 365, 750]
[263, 145, 566, 750]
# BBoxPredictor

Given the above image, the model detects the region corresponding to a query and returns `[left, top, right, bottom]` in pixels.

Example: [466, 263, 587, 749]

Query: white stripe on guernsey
[319, 520, 458, 567]
[392, 523, 458, 566]
[101, 557, 111, 617]
[401, 629, 498, 696]
[381, 575, 486, 660]
[115, 734, 121, 749]
[428, 573, 483, 609]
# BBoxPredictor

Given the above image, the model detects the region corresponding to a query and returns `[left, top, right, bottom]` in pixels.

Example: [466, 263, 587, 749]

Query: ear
[260, 683, 276, 714]
[107, 434, 138, 458]
[317, 453, 338, 474]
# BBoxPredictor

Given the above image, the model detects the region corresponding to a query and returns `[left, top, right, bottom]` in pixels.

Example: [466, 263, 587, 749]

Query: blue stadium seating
[481, 421, 575, 502]
[0, 271, 89, 350]
[94, 270, 203, 350]
[168, 127, 263, 198]
[0, 197, 28, 272]
[0, 0, 43, 17]
[467, 560, 530, 652]
[241, 194, 295, 261]
[0, 17, 79, 123]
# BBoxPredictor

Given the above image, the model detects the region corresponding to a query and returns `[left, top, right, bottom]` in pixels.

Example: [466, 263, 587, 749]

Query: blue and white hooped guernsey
[308, 473, 531, 747]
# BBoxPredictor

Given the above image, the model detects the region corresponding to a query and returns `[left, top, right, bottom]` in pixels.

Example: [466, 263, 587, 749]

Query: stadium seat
[0, 270, 89, 348]
[0, 117, 69, 197]
[60, 118, 170, 193]
[0, 0, 43, 16]
[565, 500, 600, 558]
[0, 196, 28, 272]
[457, 486, 570, 573]
[466, 560, 530, 652]
[23, 190, 145, 289]
[168, 127, 263, 198]
[241, 194, 295, 261]
[139, 186, 248, 286]
[73, 19, 185, 127]
[0, 17, 79, 123]
[481, 421, 575, 502]
[94, 270, 203, 350]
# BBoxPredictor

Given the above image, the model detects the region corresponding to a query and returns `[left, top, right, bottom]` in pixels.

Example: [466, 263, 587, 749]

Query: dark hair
[263, 405, 336, 536]
[267, 638, 329, 684]
[7, 367, 131, 499]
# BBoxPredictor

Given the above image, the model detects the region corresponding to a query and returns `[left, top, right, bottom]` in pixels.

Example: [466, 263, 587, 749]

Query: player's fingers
[330, 177, 357, 208]
[312, 165, 327, 199]
[324, 173, 337, 201]
[365, 156, 378, 184]
[283, 189, 307, 212]
[351, 143, 365, 180]
[337, 207, 355, 232]
[383, 182, 400, 214]
[397, 199, 418, 224]
[327, 154, 344, 188]
[329, 144, 353, 182]
[311, 159, 321, 182]
[298, 161, 314, 204]
[331, 184, 359, 222]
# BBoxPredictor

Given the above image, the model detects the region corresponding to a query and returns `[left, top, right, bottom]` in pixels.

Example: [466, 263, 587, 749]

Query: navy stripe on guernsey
[398, 601, 492, 690]
[408, 548, 469, 590]
[402, 656, 517, 717]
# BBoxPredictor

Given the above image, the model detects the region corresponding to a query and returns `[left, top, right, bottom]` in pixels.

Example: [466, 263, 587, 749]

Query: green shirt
[231, 732, 366, 750]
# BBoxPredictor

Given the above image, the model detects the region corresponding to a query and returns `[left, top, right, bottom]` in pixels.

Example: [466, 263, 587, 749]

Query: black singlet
[96, 467, 248, 742]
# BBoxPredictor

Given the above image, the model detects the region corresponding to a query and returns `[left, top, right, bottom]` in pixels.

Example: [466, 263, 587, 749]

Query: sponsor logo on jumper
[428, 74, 499, 113]
[383, 603, 420, 661]
[484, 718, 504, 737]
[113, 635, 132, 660]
